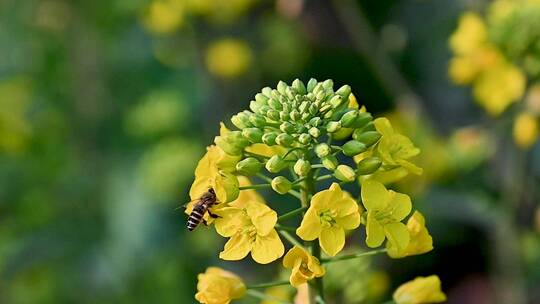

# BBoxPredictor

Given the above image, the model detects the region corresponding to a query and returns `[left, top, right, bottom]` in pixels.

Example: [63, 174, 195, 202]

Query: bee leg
[207, 210, 220, 219]
[202, 219, 208, 226]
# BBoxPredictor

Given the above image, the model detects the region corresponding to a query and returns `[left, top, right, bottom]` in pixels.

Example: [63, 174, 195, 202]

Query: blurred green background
[1, 0, 539, 303]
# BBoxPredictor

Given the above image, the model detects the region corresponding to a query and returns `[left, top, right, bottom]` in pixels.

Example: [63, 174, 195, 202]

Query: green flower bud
[335, 85, 351, 100]
[280, 111, 290, 121]
[236, 157, 262, 175]
[215, 131, 249, 155]
[340, 110, 359, 128]
[342, 140, 367, 156]
[360, 121, 376, 132]
[299, 101, 309, 113]
[355, 131, 381, 147]
[231, 113, 251, 129]
[319, 103, 332, 113]
[294, 159, 311, 176]
[290, 110, 301, 121]
[276, 133, 294, 147]
[280, 122, 295, 134]
[309, 117, 322, 127]
[326, 121, 341, 133]
[262, 132, 278, 145]
[271, 89, 281, 100]
[356, 156, 382, 175]
[351, 112, 372, 129]
[242, 128, 263, 143]
[249, 114, 267, 128]
[261, 87, 272, 98]
[271, 176, 292, 194]
[277, 81, 288, 94]
[268, 98, 282, 110]
[309, 127, 321, 138]
[267, 109, 280, 121]
[307, 78, 317, 92]
[334, 165, 356, 182]
[329, 95, 343, 109]
[298, 133, 311, 144]
[315, 143, 331, 158]
[309, 104, 319, 115]
[255, 93, 269, 104]
[291, 79, 306, 94]
[249, 100, 264, 113]
[301, 112, 311, 121]
[321, 155, 338, 170]
[265, 155, 287, 173]
[322, 79, 333, 89]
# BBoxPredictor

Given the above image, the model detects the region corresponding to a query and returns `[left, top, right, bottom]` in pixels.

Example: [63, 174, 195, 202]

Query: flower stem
[278, 229, 304, 248]
[287, 189, 302, 200]
[239, 184, 271, 190]
[278, 206, 308, 222]
[320, 248, 387, 263]
[315, 174, 333, 181]
[246, 289, 293, 304]
[275, 224, 296, 232]
[247, 280, 291, 289]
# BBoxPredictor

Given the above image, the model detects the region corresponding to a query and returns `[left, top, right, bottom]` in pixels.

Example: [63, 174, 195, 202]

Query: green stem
[275, 224, 296, 232]
[278, 229, 304, 248]
[315, 174, 333, 181]
[292, 177, 307, 184]
[246, 289, 293, 304]
[287, 189, 302, 200]
[239, 184, 271, 190]
[311, 164, 325, 169]
[321, 248, 387, 263]
[278, 206, 308, 222]
[247, 280, 291, 289]
[256, 173, 273, 183]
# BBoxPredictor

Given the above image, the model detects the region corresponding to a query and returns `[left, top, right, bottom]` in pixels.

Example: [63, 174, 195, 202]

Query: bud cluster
[216, 79, 384, 191]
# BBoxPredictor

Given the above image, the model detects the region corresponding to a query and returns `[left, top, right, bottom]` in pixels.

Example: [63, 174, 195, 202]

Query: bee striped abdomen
[187, 204, 206, 231]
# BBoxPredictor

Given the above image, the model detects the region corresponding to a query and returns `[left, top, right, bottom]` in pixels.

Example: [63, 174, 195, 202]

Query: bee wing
[176, 199, 198, 211]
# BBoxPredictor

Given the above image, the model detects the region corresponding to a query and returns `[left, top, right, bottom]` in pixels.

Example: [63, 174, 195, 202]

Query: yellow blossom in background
[260, 285, 293, 304]
[0, 77, 33, 154]
[205, 38, 252, 79]
[449, 12, 487, 55]
[513, 112, 539, 149]
[388, 211, 433, 258]
[195, 267, 246, 304]
[283, 246, 325, 287]
[296, 183, 361, 256]
[142, 0, 185, 35]
[361, 180, 411, 251]
[393, 275, 446, 304]
[215, 200, 284, 264]
[473, 63, 525, 116]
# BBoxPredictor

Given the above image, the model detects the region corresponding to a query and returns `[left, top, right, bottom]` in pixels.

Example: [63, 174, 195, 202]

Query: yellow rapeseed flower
[449, 12, 487, 55]
[387, 211, 433, 258]
[283, 246, 325, 287]
[214, 200, 284, 264]
[393, 275, 446, 304]
[205, 38, 252, 79]
[195, 267, 246, 304]
[142, 0, 185, 35]
[513, 112, 539, 149]
[360, 180, 411, 251]
[296, 183, 361, 256]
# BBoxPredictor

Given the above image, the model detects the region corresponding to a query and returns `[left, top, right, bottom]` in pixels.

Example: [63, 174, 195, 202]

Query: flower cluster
[185, 79, 445, 303]
[449, 0, 540, 149]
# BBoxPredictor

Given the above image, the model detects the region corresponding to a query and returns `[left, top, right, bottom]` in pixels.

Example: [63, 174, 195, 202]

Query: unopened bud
[267, 109, 280, 121]
[215, 131, 249, 155]
[290, 110, 301, 121]
[309, 117, 322, 127]
[335, 85, 351, 100]
[342, 140, 367, 156]
[340, 110, 359, 128]
[236, 157, 262, 175]
[262, 132, 278, 145]
[268, 98, 282, 110]
[265, 155, 287, 173]
[355, 131, 381, 147]
[231, 113, 251, 129]
[242, 128, 263, 143]
[277, 81, 288, 94]
[255, 93, 269, 104]
[315, 143, 331, 158]
[280, 122, 295, 134]
[326, 121, 341, 133]
[271, 176, 292, 194]
[307, 78, 317, 92]
[329, 95, 343, 108]
[276, 133, 294, 147]
[249, 114, 267, 128]
[309, 127, 321, 138]
[294, 159, 311, 176]
[298, 133, 312, 144]
[334, 165, 356, 182]
[357, 157, 382, 175]
[321, 155, 338, 170]
[292, 79, 307, 94]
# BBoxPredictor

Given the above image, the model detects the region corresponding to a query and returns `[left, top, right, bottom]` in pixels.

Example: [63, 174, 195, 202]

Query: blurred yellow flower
[360, 180, 411, 251]
[195, 267, 246, 304]
[0, 77, 32, 154]
[189, 145, 240, 203]
[387, 211, 433, 258]
[449, 12, 487, 55]
[142, 0, 185, 35]
[473, 63, 525, 116]
[513, 112, 539, 149]
[297, 183, 361, 256]
[260, 285, 292, 304]
[393, 275, 446, 304]
[215, 200, 284, 264]
[205, 38, 252, 78]
[283, 246, 325, 287]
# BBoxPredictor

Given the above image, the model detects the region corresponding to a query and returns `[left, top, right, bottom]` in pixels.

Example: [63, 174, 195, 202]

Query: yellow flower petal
[388, 191, 412, 221]
[335, 212, 361, 230]
[361, 180, 390, 211]
[219, 233, 252, 261]
[320, 226, 345, 256]
[214, 207, 247, 237]
[366, 211, 385, 248]
[196, 267, 246, 304]
[373, 117, 395, 137]
[388, 211, 433, 258]
[393, 275, 446, 304]
[251, 229, 284, 264]
[384, 222, 410, 253]
[296, 208, 323, 241]
[246, 200, 277, 236]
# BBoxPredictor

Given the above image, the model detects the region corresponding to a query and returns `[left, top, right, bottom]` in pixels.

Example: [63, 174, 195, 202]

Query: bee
[186, 188, 219, 231]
